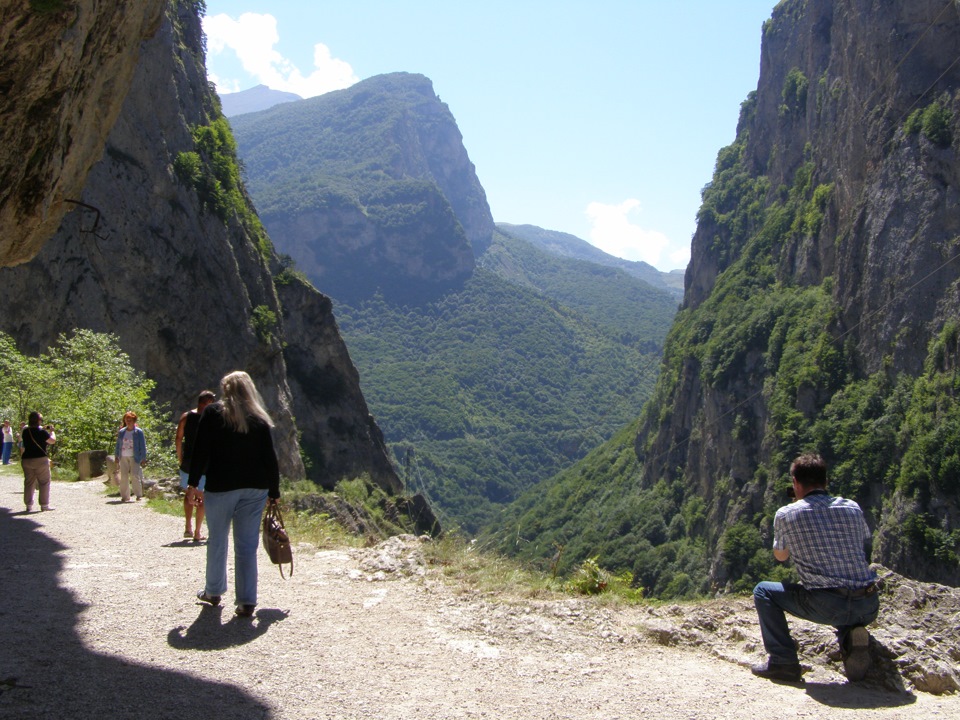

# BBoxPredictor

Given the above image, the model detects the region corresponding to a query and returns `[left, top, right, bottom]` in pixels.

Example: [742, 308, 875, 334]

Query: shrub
[780, 68, 809, 116]
[905, 101, 953, 147]
[921, 102, 953, 147]
[566, 556, 644, 601]
[251, 305, 278, 345]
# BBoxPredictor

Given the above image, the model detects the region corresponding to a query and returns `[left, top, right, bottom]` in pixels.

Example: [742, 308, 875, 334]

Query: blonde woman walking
[186, 371, 280, 618]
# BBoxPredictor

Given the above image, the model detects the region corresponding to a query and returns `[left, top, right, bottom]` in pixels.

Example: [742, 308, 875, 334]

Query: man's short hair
[791, 453, 827, 487]
[197, 390, 216, 404]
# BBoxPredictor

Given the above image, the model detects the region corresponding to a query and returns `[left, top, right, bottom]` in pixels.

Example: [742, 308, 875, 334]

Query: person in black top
[176, 390, 216, 541]
[187, 371, 280, 618]
[21, 411, 56, 512]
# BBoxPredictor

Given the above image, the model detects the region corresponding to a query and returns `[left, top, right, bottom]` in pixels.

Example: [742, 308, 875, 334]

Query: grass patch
[145, 493, 183, 518]
[282, 507, 366, 550]
[420, 534, 564, 597]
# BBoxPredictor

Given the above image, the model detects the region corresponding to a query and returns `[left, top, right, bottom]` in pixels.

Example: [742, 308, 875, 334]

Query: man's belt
[823, 583, 878, 597]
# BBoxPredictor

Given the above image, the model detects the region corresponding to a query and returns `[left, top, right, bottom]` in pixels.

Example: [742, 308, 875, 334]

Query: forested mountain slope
[230, 73, 492, 305]
[494, 0, 960, 595]
[231, 78, 678, 533]
[335, 228, 673, 532]
[481, 228, 678, 347]
[498, 223, 685, 299]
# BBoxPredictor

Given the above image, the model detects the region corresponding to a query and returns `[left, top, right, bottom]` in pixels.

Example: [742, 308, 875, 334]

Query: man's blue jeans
[753, 581, 879, 664]
[203, 488, 269, 606]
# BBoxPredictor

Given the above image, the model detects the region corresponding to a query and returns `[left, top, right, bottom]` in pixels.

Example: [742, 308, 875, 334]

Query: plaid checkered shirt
[773, 491, 877, 589]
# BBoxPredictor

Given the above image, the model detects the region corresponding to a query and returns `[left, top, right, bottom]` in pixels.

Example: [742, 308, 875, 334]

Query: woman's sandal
[235, 604, 256, 617]
[192, 534, 206, 542]
[197, 591, 221, 606]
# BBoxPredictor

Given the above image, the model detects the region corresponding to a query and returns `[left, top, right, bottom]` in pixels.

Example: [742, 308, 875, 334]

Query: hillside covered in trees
[336, 228, 674, 532]
[491, 0, 960, 597]
[228, 80, 679, 532]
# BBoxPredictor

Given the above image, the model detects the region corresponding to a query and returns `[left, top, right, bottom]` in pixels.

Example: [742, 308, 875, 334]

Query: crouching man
[751, 453, 879, 683]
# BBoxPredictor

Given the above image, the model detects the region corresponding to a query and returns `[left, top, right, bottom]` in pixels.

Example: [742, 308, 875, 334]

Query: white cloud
[202, 13, 358, 98]
[585, 199, 685, 269]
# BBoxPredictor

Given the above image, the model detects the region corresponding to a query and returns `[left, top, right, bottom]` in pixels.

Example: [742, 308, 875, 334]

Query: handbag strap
[267, 501, 284, 526]
[27, 427, 47, 456]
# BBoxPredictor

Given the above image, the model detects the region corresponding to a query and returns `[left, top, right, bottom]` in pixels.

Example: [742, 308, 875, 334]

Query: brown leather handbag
[262, 502, 293, 578]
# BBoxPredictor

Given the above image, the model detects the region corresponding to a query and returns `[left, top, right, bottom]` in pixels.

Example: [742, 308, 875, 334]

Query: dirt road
[1, 471, 957, 719]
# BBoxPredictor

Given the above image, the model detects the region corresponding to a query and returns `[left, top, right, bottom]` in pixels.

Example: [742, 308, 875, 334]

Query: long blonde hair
[219, 370, 273, 433]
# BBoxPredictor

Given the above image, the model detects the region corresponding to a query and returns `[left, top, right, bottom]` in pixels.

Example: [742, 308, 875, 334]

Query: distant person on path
[114, 411, 147, 502]
[751, 453, 879, 683]
[176, 390, 215, 541]
[2, 419, 14, 464]
[188, 371, 280, 618]
[21, 411, 55, 511]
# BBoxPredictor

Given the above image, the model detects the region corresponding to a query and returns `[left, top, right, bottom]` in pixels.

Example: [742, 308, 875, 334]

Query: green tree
[0, 330, 176, 472]
[0, 333, 52, 427]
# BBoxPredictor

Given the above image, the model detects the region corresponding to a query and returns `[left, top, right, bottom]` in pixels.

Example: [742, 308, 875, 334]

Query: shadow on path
[168, 607, 289, 651]
[0, 507, 274, 718]
[805, 681, 917, 709]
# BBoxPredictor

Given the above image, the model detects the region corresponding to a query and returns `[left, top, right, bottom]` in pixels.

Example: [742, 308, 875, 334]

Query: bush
[905, 101, 953, 147]
[780, 68, 808, 115]
[566, 556, 644, 601]
[921, 102, 953, 147]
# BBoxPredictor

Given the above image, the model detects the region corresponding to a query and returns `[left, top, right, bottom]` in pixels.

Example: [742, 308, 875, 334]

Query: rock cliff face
[0, 0, 165, 266]
[277, 277, 401, 492]
[690, 0, 960, 375]
[230, 73, 493, 304]
[638, 0, 960, 587]
[0, 2, 401, 491]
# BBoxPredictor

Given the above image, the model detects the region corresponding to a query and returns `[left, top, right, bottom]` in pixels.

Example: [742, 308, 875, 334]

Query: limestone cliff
[638, 0, 960, 588]
[277, 275, 401, 493]
[0, 1, 401, 492]
[230, 73, 492, 305]
[0, 0, 165, 266]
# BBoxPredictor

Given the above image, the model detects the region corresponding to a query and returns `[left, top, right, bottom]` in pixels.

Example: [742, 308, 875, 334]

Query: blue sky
[203, 1, 775, 272]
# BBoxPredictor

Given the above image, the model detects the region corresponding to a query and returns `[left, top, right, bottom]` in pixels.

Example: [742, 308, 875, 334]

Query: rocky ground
[1, 470, 958, 720]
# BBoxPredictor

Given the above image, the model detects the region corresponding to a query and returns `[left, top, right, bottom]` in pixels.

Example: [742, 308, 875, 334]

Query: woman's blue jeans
[753, 581, 879, 664]
[203, 488, 268, 606]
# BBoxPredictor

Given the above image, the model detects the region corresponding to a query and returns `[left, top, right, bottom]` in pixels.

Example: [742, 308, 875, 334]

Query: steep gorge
[496, 0, 960, 596]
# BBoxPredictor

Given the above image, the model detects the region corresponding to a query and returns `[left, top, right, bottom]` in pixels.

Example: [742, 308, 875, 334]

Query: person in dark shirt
[21, 411, 55, 511]
[187, 371, 280, 618]
[176, 390, 216, 541]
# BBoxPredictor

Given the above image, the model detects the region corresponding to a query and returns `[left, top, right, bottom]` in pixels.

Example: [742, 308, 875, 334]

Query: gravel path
[2, 471, 958, 719]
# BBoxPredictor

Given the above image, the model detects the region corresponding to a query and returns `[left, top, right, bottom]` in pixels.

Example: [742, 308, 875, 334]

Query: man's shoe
[843, 626, 871, 681]
[235, 604, 256, 618]
[751, 659, 803, 682]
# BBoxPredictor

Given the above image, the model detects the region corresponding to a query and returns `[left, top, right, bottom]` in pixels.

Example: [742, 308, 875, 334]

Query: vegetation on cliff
[231, 73, 463, 216]
[492, 65, 960, 596]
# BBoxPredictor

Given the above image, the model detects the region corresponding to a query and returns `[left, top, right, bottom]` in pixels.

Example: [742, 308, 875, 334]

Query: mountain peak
[219, 84, 303, 117]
